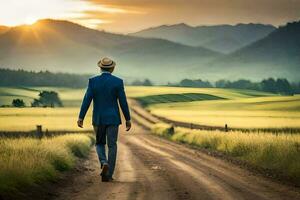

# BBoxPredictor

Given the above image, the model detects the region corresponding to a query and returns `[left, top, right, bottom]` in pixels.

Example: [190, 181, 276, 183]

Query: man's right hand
[126, 120, 131, 131]
[77, 119, 83, 128]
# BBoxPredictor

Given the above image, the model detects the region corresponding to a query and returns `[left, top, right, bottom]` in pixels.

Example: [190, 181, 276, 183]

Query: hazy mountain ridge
[131, 23, 276, 53]
[0, 19, 220, 83]
[206, 21, 300, 81]
[0, 19, 299, 83]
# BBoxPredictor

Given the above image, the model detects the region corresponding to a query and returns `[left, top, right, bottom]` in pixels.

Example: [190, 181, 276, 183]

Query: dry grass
[0, 108, 93, 131]
[152, 123, 300, 183]
[0, 134, 94, 195]
[148, 95, 300, 128]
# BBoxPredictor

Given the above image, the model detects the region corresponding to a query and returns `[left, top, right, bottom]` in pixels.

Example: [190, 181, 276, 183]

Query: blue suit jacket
[79, 73, 130, 126]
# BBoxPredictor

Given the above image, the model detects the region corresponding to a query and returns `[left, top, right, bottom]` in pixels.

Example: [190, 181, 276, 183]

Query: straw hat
[97, 57, 116, 68]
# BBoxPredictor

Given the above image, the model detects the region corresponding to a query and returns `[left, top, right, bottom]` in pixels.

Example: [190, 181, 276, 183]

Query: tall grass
[152, 123, 300, 184]
[0, 134, 94, 195]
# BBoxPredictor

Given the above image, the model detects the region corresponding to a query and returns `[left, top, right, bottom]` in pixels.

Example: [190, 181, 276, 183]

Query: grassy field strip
[150, 109, 300, 129]
[147, 95, 300, 129]
[0, 87, 85, 107]
[136, 93, 225, 106]
[149, 95, 300, 111]
[0, 86, 274, 107]
[0, 108, 93, 131]
[0, 86, 298, 130]
[152, 123, 300, 185]
[126, 86, 274, 99]
[0, 134, 94, 196]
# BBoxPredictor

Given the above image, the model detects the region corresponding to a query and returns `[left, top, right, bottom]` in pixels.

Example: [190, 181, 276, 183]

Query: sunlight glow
[0, 0, 132, 28]
[24, 17, 38, 25]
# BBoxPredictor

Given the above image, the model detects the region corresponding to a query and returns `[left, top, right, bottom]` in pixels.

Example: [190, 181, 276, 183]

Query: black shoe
[101, 164, 109, 182]
[109, 177, 114, 182]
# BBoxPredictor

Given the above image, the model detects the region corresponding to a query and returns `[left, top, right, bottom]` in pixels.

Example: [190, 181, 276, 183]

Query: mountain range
[0, 19, 299, 83]
[205, 21, 300, 81]
[131, 23, 276, 54]
[0, 19, 220, 83]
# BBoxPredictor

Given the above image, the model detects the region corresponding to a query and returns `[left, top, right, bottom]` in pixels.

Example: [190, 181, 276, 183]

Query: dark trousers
[94, 125, 119, 178]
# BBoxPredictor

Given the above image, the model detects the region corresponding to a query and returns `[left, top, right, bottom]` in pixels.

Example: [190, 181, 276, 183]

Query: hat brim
[98, 61, 116, 68]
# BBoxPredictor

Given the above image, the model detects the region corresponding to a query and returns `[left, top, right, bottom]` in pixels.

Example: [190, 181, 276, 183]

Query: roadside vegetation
[152, 123, 300, 184]
[0, 134, 94, 196]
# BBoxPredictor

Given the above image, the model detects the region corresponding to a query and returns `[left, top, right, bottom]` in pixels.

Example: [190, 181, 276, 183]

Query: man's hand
[125, 120, 131, 131]
[77, 119, 83, 128]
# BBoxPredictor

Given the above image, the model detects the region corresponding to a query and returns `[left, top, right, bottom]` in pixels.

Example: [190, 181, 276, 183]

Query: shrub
[12, 99, 25, 107]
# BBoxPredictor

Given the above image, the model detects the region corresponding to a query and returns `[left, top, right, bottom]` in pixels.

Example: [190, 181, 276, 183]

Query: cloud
[1, 0, 299, 33]
[78, 0, 300, 33]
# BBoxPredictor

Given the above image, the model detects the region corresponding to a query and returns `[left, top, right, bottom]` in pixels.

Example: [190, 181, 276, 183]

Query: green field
[0, 86, 300, 130]
[0, 86, 273, 107]
[0, 108, 93, 131]
[147, 95, 300, 128]
[131, 87, 300, 129]
[0, 87, 86, 107]
[126, 86, 275, 99]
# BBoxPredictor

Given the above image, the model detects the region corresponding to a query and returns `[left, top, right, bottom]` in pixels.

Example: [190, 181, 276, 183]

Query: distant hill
[205, 21, 300, 82]
[131, 23, 276, 53]
[0, 19, 220, 83]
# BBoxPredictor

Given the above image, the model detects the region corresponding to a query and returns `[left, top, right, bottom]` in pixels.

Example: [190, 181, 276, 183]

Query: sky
[0, 0, 300, 33]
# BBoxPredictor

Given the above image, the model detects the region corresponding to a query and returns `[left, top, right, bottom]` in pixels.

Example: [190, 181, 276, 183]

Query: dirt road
[54, 124, 300, 200]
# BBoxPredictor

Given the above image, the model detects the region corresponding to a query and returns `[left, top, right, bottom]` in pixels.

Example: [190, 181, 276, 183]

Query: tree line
[10, 91, 63, 108]
[0, 68, 90, 88]
[171, 78, 300, 95]
[1, 68, 299, 95]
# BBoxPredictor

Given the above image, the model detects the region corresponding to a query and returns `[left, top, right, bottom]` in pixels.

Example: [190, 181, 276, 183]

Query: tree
[0, 68, 90, 88]
[261, 78, 277, 93]
[260, 78, 294, 95]
[131, 79, 153, 86]
[12, 99, 25, 107]
[31, 99, 42, 107]
[143, 79, 153, 86]
[180, 79, 212, 88]
[291, 82, 300, 94]
[276, 78, 293, 95]
[31, 91, 63, 107]
[215, 80, 229, 88]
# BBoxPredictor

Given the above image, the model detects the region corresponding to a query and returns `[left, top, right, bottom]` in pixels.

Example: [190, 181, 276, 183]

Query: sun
[24, 17, 38, 25]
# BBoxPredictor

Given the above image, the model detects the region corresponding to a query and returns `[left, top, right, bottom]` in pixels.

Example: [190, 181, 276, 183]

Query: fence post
[225, 124, 228, 132]
[167, 124, 175, 136]
[36, 125, 43, 139]
[190, 123, 193, 129]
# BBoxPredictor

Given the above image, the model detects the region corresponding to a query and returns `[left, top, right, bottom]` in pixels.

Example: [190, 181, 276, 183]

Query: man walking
[77, 57, 131, 182]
